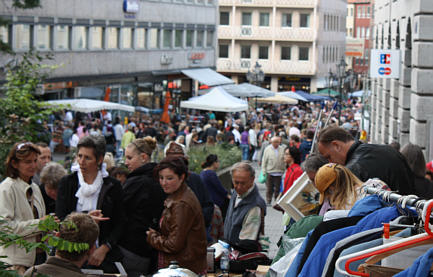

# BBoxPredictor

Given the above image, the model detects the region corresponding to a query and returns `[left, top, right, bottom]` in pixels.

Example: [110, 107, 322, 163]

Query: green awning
[314, 88, 340, 97]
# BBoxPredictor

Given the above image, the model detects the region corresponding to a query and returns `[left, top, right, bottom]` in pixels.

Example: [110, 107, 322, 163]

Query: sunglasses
[16, 142, 32, 151]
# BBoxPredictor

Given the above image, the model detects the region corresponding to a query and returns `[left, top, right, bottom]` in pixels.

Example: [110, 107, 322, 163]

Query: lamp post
[327, 69, 335, 98]
[336, 57, 348, 124]
[246, 61, 265, 108]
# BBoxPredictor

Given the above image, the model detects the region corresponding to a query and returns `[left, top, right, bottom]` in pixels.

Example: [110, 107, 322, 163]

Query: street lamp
[327, 69, 335, 98]
[246, 61, 265, 108]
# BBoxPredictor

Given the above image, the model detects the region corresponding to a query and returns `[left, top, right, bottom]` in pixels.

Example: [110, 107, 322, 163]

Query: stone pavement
[251, 161, 284, 259]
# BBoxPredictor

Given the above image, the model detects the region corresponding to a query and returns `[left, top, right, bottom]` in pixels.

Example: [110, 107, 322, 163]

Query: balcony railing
[217, 59, 315, 75]
[219, 0, 315, 8]
[218, 26, 314, 41]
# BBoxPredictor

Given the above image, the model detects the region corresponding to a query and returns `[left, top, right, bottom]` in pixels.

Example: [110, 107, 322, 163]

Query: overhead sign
[370, 49, 400, 78]
[123, 0, 139, 13]
[345, 38, 364, 57]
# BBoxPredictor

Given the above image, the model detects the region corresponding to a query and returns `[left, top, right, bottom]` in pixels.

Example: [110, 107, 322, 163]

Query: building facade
[370, 0, 433, 161]
[0, 0, 219, 108]
[216, 0, 346, 92]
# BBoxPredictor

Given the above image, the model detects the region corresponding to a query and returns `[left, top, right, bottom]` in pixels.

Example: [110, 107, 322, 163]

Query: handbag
[258, 170, 267, 184]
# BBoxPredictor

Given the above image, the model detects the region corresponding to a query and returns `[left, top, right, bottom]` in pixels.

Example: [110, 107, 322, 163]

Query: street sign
[370, 49, 400, 78]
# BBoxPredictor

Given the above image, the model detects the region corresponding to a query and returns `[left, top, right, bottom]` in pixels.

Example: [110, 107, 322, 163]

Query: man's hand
[88, 244, 110, 266]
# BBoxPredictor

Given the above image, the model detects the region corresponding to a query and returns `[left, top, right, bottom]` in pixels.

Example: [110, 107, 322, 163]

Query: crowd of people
[1, 99, 433, 276]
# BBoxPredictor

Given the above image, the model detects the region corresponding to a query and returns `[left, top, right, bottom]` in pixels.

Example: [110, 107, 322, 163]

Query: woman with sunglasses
[56, 135, 124, 273]
[0, 142, 47, 275]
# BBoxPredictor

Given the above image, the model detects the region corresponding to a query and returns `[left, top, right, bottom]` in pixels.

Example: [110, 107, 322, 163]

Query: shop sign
[346, 38, 364, 57]
[370, 49, 400, 78]
[160, 54, 173, 65]
[123, 0, 139, 13]
[189, 52, 205, 64]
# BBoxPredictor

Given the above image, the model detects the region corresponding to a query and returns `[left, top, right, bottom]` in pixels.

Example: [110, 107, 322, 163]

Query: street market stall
[180, 87, 248, 112]
[45, 98, 135, 113]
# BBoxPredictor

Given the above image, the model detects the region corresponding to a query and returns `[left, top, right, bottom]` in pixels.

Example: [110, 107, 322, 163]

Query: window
[136, 28, 146, 49]
[241, 45, 251, 59]
[367, 6, 370, 18]
[196, 30, 204, 47]
[366, 27, 370, 38]
[242, 12, 252, 26]
[73, 26, 88, 50]
[281, 46, 291, 60]
[206, 30, 213, 47]
[186, 30, 193, 47]
[299, 47, 309, 60]
[107, 27, 118, 49]
[148, 28, 160, 48]
[259, 13, 270, 26]
[259, 46, 268, 59]
[175, 29, 183, 47]
[357, 6, 361, 18]
[350, 7, 354, 16]
[0, 25, 8, 44]
[219, 44, 229, 58]
[15, 24, 31, 50]
[55, 25, 69, 50]
[300, 14, 310, 27]
[282, 13, 292, 27]
[163, 29, 172, 48]
[357, 26, 360, 38]
[36, 25, 50, 50]
[90, 27, 103, 49]
[220, 12, 230, 25]
[121, 28, 132, 49]
[361, 27, 365, 38]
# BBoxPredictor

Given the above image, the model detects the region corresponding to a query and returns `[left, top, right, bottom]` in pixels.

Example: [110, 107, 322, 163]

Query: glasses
[16, 142, 32, 151]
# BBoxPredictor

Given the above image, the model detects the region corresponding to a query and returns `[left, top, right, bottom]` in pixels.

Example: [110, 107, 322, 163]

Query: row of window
[322, 45, 343, 64]
[356, 5, 371, 19]
[0, 24, 214, 51]
[145, 0, 215, 5]
[218, 44, 310, 61]
[323, 14, 343, 32]
[220, 11, 310, 28]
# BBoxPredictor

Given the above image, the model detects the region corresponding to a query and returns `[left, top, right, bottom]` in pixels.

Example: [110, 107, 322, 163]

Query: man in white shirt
[113, 117, 124, 158]
[248, 126, 258, 161]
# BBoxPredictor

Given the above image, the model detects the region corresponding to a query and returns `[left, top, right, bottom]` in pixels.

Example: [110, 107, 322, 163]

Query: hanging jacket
[394, 246, 433, 277]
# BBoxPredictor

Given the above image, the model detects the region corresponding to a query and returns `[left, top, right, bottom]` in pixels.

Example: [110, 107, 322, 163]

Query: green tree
[0, 50, 57, 177]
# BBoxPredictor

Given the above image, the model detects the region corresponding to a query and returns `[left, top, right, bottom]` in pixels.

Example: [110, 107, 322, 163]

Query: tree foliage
[0, 50, 58, 177]
[188, 143, 242, 174]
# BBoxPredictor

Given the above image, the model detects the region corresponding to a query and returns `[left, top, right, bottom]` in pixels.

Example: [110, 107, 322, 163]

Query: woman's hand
[146, 227, 156, 237]
[88, 244, 110, 266]
[88, 210, 110, 223]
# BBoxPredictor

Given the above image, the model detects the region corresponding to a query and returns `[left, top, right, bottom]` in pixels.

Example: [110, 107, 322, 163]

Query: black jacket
[55, 172, 125, 260]
[187, 172, 214, 229]
[118, 163, 165, 258]
[345, 141, 415, 194]
[413, 176, 433, 200]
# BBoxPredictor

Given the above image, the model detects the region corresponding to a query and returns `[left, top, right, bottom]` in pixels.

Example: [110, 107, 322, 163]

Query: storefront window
[55, 25, 69, 50]
[91, 26, 103, 49]
[15, 24, 31, 50]
[73, 26, 87, 50]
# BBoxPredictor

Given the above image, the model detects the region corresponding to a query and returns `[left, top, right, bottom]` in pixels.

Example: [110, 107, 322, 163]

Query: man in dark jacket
[317, 126, 414, 194]
[224, 162, 266, 251]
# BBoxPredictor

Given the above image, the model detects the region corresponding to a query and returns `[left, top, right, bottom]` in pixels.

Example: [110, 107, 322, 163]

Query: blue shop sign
[123, 0, 139, 13]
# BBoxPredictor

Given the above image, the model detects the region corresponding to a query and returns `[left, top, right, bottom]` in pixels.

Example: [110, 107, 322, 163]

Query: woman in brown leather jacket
[146, 156, 207, 274]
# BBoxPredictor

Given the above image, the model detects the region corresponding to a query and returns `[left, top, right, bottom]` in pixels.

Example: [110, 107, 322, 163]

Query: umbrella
[314, 88, 340, 97]
[45, 98, 135, 113]
[295, 90, 330, 102]
[256, 94, 298, 105]
[220, 83, 275, 98]
[180, 87, 248, 112]
[349, 90, 371, 98]
[279, 91, 308, 102]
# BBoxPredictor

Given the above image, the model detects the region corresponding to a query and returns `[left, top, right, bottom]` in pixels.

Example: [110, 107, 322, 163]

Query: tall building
[370, 0, 433, 160]
[0, 0, 223, 109]
[216, 0, 347, 92]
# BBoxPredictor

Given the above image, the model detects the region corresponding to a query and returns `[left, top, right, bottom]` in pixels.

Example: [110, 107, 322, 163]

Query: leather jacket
[147, 183, 207, 274]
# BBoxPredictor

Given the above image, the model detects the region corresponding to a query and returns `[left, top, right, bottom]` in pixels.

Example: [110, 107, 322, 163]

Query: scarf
[71, 163, 108, 212]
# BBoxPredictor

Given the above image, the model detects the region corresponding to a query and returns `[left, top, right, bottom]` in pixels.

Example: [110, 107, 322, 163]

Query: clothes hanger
[335, 199, 433, 277]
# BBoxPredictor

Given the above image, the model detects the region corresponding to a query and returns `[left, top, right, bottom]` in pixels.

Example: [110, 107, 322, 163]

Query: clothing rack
[364, 186, 427, 211]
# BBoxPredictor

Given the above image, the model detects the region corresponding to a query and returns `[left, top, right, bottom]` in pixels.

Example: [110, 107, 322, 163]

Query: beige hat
[315, 163, 338, 204]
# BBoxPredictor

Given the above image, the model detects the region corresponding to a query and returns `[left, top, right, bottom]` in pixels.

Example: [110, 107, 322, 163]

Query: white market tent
[256, 94, 298, 105]
[45, 98, 135, 113]
[220, 83, 275, 98]
[180, 87, 248, 112]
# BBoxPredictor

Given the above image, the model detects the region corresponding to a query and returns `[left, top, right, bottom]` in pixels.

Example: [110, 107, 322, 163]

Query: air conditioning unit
[240, 60, 251, 68]
[241, 27, 252, 36]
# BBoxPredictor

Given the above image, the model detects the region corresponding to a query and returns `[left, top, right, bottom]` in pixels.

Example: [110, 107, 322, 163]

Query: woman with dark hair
[56, 135, 124, 273]
[120, 137, 165, 276]
[146, 156, 207, 274]
[0, 142, 46, 274]
[401, 143, 433, 199]
[282, 146, 303, 194]
[200, 154, 229, 216]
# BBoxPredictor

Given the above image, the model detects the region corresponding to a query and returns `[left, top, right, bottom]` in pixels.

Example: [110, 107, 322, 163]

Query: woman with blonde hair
[314, 163, 363, 215]
[120, 136, 165, 276]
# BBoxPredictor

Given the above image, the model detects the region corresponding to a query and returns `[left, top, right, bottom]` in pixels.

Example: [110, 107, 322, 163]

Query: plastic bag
[258, 170, 267, 184]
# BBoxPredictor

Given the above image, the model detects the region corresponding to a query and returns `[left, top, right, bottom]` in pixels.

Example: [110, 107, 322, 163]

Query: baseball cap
[314, 163, 338, 204]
